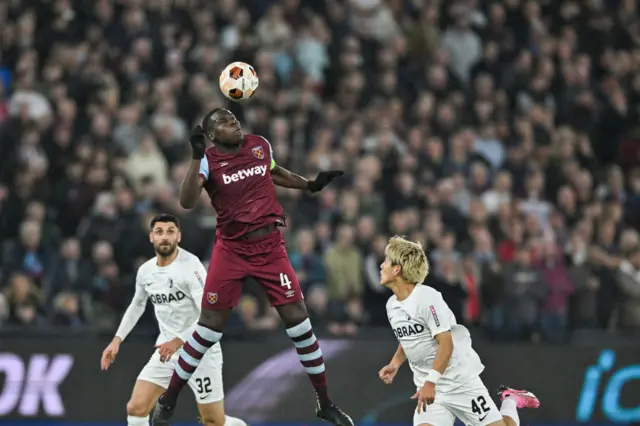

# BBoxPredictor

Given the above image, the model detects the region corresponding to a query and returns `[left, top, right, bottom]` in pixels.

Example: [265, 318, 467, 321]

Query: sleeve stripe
[199, 156, 209, 180]
[259, 135, 275, 167]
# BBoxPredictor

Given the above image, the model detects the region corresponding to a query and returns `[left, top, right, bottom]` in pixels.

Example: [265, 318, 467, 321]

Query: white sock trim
[286, 318, 312, 338]
[127, 415, 149, 426]
[500, 398, 519, 426]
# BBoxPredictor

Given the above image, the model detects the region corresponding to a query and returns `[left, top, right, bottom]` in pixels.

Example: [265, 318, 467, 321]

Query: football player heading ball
[151, 108, 351, 426]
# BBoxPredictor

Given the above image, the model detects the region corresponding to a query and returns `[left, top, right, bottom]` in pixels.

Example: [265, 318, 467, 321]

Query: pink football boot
[497, 385, 540, 409]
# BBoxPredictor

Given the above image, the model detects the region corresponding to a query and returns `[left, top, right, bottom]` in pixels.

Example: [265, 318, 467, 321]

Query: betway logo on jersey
[150, 291, 186, 304]
[222, 165, 268, 184]
[393, 323, 425, 338]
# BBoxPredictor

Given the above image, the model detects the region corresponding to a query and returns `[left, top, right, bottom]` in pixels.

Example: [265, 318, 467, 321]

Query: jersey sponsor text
[149, 291, 187, 304]
[222, 165, 268, 184]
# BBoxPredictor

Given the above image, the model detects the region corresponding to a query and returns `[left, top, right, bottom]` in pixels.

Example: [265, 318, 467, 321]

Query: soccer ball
[219, 62, 259, 102]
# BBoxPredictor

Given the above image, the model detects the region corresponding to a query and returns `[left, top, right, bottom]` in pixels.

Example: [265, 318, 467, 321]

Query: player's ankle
[317, 393, 333, 408]
[159, 393, 176, 407]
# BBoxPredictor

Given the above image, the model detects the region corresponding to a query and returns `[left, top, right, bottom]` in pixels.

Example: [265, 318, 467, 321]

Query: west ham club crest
[252, 145, 264, 160]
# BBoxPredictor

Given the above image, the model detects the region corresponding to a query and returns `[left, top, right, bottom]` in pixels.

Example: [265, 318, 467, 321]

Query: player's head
[202, 108, 243, 146]
[149, 213, 181, 257]
[380, 236, 429, 287]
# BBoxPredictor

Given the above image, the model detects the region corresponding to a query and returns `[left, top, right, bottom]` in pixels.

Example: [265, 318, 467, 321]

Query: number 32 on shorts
[279, 273, 300, 299]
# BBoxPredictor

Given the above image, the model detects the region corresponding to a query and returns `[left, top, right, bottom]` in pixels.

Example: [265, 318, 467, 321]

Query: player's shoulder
[245, 134, 270, 146]
[176, 247, 202, 265]
[386, 294, 398, 309]
[409, 284, 444, 307]
[137, 256, 158, 277]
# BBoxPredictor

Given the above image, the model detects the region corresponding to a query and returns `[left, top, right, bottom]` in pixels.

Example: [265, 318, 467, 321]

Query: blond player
[378, 236, 540, 426]
[100, 214, 247, 426]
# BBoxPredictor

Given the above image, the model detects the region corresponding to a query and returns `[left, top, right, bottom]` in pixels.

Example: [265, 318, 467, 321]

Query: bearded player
[151, 108, 351, 426]
[378, 236, 540, 426]
[101, 214, 247, 426]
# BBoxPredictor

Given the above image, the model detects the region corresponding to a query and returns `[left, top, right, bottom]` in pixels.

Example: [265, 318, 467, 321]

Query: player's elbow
[179, 193, 198, 209]
[179, 198, 196, 209]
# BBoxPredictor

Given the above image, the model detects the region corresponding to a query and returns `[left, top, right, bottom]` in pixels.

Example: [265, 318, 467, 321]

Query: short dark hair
[202, 108, 225, 132]
[150, 213, 180, 230]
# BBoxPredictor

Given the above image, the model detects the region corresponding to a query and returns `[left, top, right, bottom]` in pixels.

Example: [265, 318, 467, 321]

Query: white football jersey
[115, 248, 215, 348]
[386, 284, 484, 392]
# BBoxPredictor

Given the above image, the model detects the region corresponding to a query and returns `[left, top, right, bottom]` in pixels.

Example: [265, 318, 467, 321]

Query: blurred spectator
[4, 273, 45, 327]
[289, 229, 326, 294]
[503, 249, 545, 341]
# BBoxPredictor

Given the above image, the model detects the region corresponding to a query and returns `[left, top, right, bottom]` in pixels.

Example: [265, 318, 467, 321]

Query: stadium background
[1, 0, 640, 425]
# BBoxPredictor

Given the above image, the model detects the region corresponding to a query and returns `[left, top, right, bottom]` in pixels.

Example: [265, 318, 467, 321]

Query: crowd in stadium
[1, 0, 640, 341]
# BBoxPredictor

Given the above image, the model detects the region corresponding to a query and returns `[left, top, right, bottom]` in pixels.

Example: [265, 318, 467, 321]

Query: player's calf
[197, 400, 247, 426]
[276, 302, 354, 426]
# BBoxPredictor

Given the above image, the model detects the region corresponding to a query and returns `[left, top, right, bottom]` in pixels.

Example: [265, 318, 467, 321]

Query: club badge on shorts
[207, 292, 218, 304]
[252, 145, 264, 159]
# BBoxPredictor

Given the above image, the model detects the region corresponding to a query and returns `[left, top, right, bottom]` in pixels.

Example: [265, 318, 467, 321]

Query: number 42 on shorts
[279, 273, 298, 299]
[472, 395, 491, 420]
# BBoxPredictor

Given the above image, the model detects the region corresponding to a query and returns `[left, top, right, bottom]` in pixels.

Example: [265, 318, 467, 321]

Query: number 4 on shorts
[280, 273, 292, 290]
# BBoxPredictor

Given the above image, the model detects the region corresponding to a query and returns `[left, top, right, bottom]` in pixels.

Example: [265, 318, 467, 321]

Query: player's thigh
[446, 379, 502, 426]
[250, 255, 303, 306]
[187, 351, 224, 406]
[413, 401, 456, 426]
[127, 379, 165, 415]
[203, 244, 245, 311]
[129, 355, 171, 414]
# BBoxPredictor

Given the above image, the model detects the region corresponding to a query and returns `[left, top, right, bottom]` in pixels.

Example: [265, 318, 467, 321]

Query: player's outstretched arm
[379, 344, 407, 384]
[101, 270, 149, 370]
[271, 165, 344, 193]
[271, 165, 310, 189]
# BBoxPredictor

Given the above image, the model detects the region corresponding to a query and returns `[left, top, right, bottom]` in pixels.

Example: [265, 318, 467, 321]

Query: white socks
[225, 416, 248, 426]
[127, 415, 149, 426]
[500, 398, 520, 426]
[126, 412, 244, 426]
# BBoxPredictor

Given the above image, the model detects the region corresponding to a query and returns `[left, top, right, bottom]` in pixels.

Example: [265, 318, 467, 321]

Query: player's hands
[190, 125, 206, 159]
[155, 338, 183, 362]
[379, 363, 399, 384]
[412, 381, 436, 413]
[307, 170, 344, 193]
[101, 337, 121, 371]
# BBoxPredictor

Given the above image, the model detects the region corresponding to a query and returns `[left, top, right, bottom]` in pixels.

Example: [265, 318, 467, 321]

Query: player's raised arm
[180, 125, 207, 209]
[101, 268, 149, 370]
[266, 138, 344, 191]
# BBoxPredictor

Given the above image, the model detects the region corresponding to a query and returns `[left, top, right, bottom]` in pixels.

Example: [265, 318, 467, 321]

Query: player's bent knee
[275, 300, 309, 327]
[199, 309, 230, 330]
[126, 400, 150, 417]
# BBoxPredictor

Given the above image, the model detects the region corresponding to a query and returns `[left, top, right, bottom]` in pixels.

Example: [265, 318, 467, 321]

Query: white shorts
[413, 376, 502, 426]
[137, 345, 224, 405]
